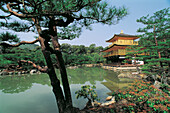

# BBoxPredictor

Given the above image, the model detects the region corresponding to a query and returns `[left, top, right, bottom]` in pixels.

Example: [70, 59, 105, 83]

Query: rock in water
[154, 81, 161, 89]
[106, 96, 113, 101]
[30, 69, 37, 74]
[101, 97, 115, 106]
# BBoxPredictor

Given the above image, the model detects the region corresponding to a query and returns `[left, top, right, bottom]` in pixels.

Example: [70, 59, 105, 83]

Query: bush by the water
[75, 85, 99, 106]
[112, 80, 170, 112]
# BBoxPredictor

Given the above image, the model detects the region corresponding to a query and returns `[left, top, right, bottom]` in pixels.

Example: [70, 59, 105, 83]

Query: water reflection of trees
[0, 67, 131, 94]
[0, 67, 115, 93]
[102, 74, 133, 92]
[0, 74, 50, 94]
[65, 67, 113, 84]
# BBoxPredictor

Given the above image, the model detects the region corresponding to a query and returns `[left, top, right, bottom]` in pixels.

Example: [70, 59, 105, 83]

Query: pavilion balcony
[103, 50, 147, 58]
[108, 41, 138, 47]
[103, 51, 126, 57]
[133, 41, 138, 45]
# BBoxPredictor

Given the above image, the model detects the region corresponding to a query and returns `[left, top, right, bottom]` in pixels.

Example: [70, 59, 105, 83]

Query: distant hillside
[19, 44, 39, 50]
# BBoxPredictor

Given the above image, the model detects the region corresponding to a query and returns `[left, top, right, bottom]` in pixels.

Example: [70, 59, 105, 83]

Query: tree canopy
[0, 0, 128, 112]
[0, 43, 105, 68]
[125, 8, 170, 83]
[0, 0, 127, 40]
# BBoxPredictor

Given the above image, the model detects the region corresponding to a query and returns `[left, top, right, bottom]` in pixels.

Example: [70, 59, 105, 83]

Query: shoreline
[0, 63, 143, 77]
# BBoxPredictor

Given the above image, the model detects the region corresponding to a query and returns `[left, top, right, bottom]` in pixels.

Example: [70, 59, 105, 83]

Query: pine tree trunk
[154, 26, 163, 68]
[41, 49, 66, 112]
[134, 55, 140, 73]
[49, 22, 73, 108]
[55, 49, 73, 108]
[32, 18, 66, 112]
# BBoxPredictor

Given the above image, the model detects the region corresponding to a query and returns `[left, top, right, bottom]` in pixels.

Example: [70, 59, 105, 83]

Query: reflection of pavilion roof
[102, 44, 127, 52]
[106, 33, 139, 42]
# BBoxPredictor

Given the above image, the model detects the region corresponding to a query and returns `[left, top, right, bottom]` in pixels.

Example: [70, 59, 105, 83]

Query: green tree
[127, 8, 170, 83]
[88, 53, 103, 64]
[77, 45, 87, 55]
[75, 85, 99, 107]
[124, 45, 144, 73]
[0, 32, 20, 53]
[0, 44, 46, 70]
[61, 43, 72, 54]
[60, 44, 105, 65]
[95, 46, 104, 53]
[87, 44, 96, 54]
[0, 0, 127, 112]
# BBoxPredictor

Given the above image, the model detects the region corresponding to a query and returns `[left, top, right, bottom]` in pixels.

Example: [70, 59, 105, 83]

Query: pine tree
[0, 0, 128, 112]
[126, 8, 170, 83]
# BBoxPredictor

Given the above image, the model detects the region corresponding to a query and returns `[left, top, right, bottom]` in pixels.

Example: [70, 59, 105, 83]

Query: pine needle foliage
[126, 8, 170, 81]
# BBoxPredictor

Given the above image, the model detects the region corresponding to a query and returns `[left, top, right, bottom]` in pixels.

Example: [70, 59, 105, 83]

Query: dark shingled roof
[106, 33, 139, 42]
[115, 33, 138, 37]
[101, 44, 127, 52]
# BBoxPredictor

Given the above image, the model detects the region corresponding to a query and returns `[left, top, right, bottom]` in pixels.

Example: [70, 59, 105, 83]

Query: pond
[0, 67, 133, 113]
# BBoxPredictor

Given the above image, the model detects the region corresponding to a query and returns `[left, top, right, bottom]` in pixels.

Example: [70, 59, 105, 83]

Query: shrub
[75, 85, 99, 106]
[112, 80, 170, 112]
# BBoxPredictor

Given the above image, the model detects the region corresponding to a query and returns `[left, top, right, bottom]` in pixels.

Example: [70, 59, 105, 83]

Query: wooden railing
[103, 50, 147, 57]
[103, 51, 126, 57]
[133, 41, 138, 45]
[108, 41, 138, 47]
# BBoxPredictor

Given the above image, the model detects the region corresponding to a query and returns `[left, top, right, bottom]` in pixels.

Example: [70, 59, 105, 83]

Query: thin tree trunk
[154, 25, 163, 67]
[54, 49, 73, 108]
[41, 49, 66, 112]
[134, 55, 140, 73]
[32, 18, 66, 112]
[49, 21, 73, 108]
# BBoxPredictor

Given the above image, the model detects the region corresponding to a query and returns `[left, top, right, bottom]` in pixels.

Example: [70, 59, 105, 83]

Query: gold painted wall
[108, 39, 138, 47]
[118, 49, 126, 55]
[103, 49, 127, 57]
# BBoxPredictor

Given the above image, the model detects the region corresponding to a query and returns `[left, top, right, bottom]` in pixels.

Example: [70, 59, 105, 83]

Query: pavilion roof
[102, 44, 127, 52]
[106, 32, 139, 42]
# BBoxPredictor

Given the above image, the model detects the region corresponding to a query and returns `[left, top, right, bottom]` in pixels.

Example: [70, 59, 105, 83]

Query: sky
[0, 0, 169, 47]
[60, 0, 170, 47]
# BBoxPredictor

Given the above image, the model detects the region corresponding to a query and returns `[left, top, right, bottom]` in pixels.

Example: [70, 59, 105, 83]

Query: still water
[0, 67, 133, 113]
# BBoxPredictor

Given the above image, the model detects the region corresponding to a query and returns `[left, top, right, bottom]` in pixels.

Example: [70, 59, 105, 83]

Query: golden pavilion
[102, 30, 140, 65]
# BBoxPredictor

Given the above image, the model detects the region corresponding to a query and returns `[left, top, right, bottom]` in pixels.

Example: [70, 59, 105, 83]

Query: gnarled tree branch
[19, 60, 48, 72]
[0, 38, 39, 47]
[6, 2, 73, 19]
[7, 3, 35, 18]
